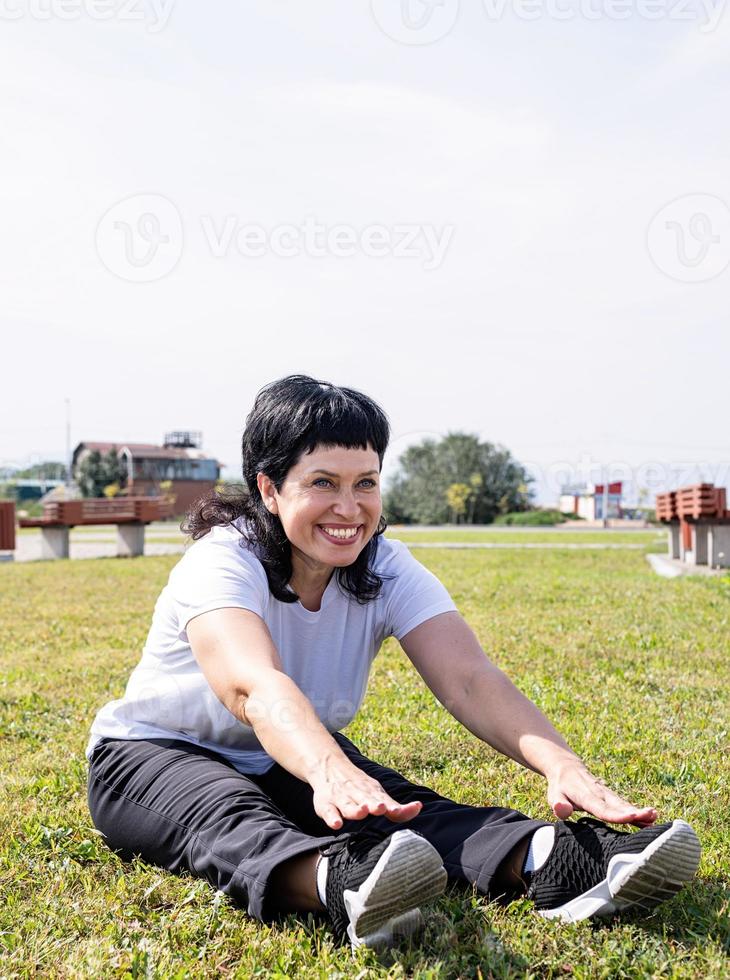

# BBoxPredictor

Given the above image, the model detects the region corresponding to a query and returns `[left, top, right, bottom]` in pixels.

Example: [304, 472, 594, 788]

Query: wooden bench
[19, 498, 174, 560]
[0, 501, 15, 559]
[656, 483, 730, 568]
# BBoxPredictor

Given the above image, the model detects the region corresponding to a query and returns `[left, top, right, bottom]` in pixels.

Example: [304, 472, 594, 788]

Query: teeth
[321, 526, 359, 539]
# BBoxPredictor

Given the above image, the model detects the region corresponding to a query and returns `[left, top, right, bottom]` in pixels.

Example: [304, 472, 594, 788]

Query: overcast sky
[2, 1, 728, 503]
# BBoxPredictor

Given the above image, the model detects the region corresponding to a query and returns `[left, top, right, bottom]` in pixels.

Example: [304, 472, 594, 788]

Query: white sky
[1, 0, 729, 504]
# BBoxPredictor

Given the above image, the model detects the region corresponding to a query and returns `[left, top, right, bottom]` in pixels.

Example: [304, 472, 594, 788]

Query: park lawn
[0, 549, 728, 978]
[15, 525, 664, 546]
[385, 530, 665, 548]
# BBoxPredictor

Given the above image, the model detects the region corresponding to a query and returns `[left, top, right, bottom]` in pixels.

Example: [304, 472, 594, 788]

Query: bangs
[294, 388, 389, 464]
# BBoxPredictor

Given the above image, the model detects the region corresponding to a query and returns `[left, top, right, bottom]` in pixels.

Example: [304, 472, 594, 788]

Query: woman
[86, 375, 700, 951]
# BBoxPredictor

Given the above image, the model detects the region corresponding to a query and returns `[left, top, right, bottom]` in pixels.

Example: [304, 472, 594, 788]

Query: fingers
[583, 785, 658, 824]
[383, 800, 422, 823]
[314, 774, 423, 829]
[339, 792, 422, 823]
[548, 790, 574, 820]
[547, 771, 659, 827]
[320, 804, 344, 831]
[592, 802, 658, 826]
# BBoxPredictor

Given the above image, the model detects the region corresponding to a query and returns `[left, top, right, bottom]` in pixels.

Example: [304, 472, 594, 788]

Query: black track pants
[87, 732, 549, 921]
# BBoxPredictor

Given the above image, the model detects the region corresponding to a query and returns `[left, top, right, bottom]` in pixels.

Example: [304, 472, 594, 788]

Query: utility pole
[602, 473, 609, 529]
[65, 398, 72, 487]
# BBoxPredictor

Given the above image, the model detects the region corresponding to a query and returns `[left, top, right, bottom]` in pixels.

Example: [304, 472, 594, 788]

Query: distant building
[7, 479, 65, 503]
[559, 482, 623, 521]
[72, 431, 221, 514]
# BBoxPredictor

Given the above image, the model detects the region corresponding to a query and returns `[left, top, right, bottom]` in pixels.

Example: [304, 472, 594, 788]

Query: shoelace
[320, 824, 390, 863]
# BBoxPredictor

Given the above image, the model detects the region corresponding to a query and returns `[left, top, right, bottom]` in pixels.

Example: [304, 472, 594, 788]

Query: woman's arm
[187, 607, 423, 829]
[400, 611, 658, 826]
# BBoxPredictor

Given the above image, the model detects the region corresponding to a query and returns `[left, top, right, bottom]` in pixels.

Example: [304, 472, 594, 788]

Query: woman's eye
[312, 478, 377, 488]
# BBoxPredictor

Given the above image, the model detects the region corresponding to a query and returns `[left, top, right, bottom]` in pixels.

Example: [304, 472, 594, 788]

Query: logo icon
[370, 0, 459, 45]
[96, 194, 183, 282]
[647, 194, 730, 283]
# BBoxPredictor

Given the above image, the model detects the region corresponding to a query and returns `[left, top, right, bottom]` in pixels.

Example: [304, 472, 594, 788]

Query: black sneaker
[321, 826, 447, 951]
[526, 817, 701, 922]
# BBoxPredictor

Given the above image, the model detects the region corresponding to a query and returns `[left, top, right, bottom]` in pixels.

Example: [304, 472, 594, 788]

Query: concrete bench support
[117, 523, 145, 558]
[693, 524, 708, 565]
[41, 527, 70, 560]
[708, 525, 730, 568]
[667, 524, 680, 559]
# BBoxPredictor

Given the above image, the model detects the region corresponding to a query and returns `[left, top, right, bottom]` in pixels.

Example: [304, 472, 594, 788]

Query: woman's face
[257, 443, 382, 578]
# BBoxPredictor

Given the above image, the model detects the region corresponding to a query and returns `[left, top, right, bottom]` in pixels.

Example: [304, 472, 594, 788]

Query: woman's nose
[332, 489, 360, 517]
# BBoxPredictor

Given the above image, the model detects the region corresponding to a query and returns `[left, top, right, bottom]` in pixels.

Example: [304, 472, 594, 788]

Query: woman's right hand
[309, 754, 422, 830]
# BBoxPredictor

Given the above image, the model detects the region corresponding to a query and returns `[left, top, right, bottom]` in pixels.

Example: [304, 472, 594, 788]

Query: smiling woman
[181, 376, 393, 608]
[84, 374, 700, 952]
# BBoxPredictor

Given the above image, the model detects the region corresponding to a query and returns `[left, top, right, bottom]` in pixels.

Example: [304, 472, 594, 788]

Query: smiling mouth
[317, 524, 363, 542]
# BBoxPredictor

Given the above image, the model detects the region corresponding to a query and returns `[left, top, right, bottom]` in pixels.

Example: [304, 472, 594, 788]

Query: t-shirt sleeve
[167, 533, 269, 640]
[382, 540, 458, 641]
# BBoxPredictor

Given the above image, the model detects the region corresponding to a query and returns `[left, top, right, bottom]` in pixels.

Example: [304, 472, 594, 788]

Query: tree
[13, 461, 67, 480]
[384, 432, 532, 525]
[445, 483, 471, 523]
[159, 479, 177, 511]
[75, 449, 126, 498]
[466, 472, 483, 523]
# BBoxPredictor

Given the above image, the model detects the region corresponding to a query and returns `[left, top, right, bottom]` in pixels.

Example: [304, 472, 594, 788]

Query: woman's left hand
[545, 758, 658, 827]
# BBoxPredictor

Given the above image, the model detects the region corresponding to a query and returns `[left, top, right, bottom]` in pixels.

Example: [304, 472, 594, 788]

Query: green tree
[384, 432, 532, 525]
[445, 483, 471, 524]
[14, 461, 67, 480]
[466, 472, 483, 523]
[75, 449, 126, 498]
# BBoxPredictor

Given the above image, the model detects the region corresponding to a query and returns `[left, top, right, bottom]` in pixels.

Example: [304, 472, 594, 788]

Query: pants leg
[332, 733, 551, 898]
[87, 732, 550, 923]
[86, 736, 339, 921]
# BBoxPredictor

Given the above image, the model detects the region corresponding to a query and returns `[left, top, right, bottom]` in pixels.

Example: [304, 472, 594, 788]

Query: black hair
[182, 374, 393, 604]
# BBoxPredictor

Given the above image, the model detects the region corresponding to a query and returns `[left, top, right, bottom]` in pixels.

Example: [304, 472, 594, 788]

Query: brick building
[559, 482, 623, 521]
[72, 431, 221, 515]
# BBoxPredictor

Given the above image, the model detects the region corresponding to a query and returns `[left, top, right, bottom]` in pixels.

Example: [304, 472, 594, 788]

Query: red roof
[74, 442, 219, 462]
[594, 483, 623, 495]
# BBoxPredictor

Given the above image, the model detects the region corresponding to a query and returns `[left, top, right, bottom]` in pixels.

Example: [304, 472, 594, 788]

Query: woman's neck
[289, 552, 334, 599]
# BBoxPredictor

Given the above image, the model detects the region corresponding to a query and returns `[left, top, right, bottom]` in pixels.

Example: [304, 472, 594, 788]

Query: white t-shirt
[85, 521, 457, 774]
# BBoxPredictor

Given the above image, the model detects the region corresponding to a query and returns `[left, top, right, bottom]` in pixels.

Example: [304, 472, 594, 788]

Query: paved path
[646, 553, 726, 578]
[12, 537, 186, 562]
[9, 536, 653, 562]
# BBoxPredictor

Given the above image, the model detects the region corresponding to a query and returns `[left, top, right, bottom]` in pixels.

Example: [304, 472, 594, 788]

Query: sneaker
[321, 826, 447, 951]
[527, 817, 701, 923]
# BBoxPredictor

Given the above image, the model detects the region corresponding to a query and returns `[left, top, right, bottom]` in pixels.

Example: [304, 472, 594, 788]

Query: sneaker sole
[538, 819, 701, 923]
[343, 829, 447, 950]
[351, 907, 425, 954]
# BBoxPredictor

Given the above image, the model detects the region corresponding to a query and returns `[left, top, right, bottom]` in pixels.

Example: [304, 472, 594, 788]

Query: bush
[493, 509, 567, 526]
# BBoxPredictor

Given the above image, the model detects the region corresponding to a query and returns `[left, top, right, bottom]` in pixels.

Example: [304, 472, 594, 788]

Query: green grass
[15, 526, 665, 553]
[1, 549, 728, 977]
[386, 529, 665, 548]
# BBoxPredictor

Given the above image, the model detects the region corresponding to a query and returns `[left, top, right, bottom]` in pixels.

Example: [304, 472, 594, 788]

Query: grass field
[15, 525, 666, 550]
[386, 530, 666, 547]
[1, 546, 728, 977]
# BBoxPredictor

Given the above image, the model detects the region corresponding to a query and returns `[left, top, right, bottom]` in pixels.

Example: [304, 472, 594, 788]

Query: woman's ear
[256, 472, 279, 515]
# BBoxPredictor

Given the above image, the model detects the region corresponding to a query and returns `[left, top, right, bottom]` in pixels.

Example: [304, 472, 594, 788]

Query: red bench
[0, 501, 15, 557]
[19, 498, 173, 559]
[655, 483, 730, 568]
